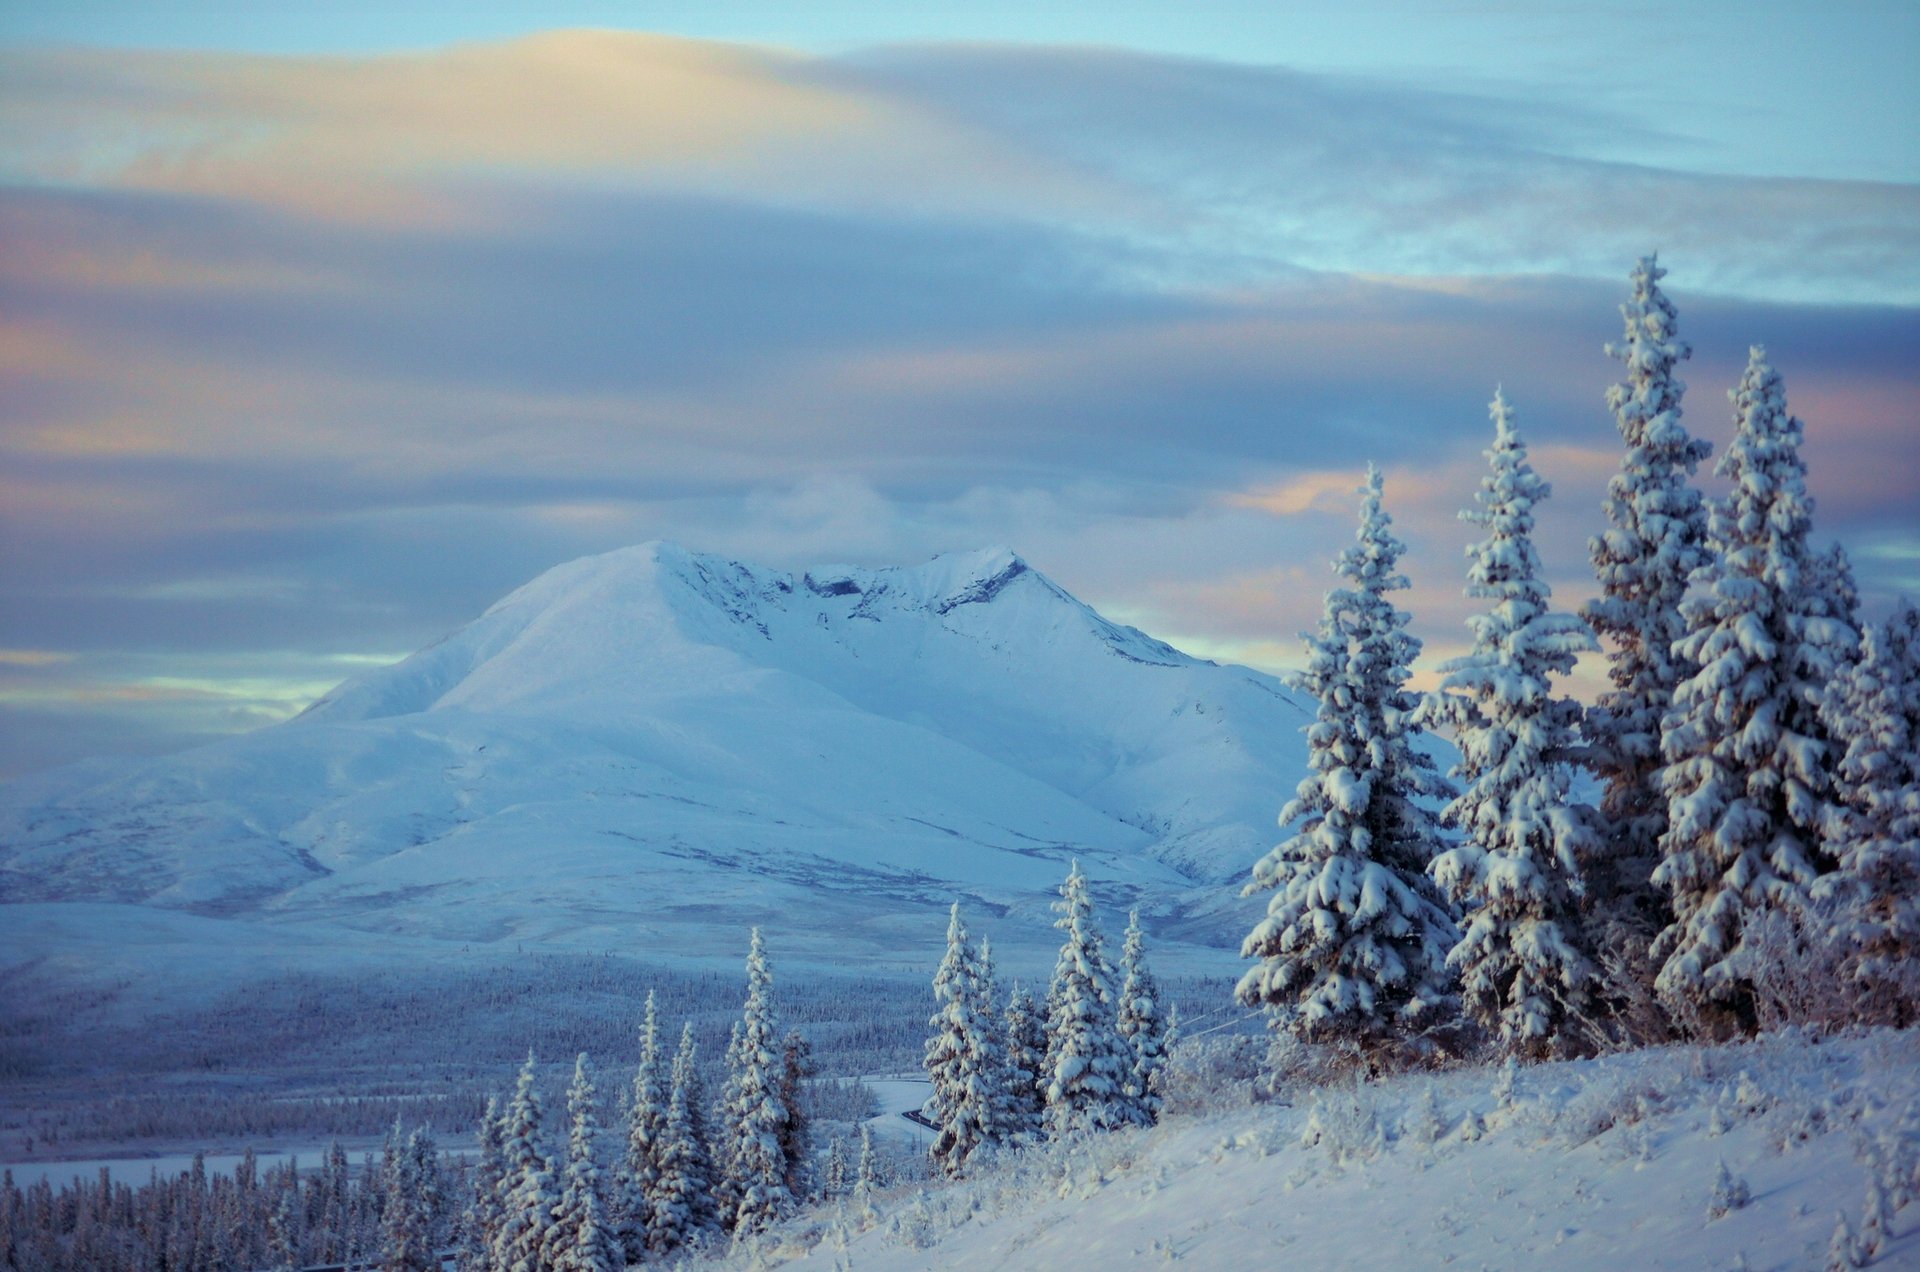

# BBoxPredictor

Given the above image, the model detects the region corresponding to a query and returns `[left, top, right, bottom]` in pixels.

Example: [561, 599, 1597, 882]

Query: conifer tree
[546, 1055, 619, 1272]
[855, 1125, 883, 1196]
[1655, 347, 1859, 1028]
[777, 1029, 814, 1202]
[1237, 466, 1458, 1053]
[720, 928, 795, 1233]
[1003, 983, 1048, 1143]
[1582, 254, 1714, 946]
[713, 1018, 747, 1230]
[616, 989, 667, 1262]
[1429, 391, 1602, 1057]
[650, 1022, 717, 1253]
[1115, 909, 1169, 1122]
[462, 1097, 505, 1272]
[1817, 601, 1920, 1017]
[494, 1052, 557, 1272]
[924, 903, 1003, 1175]
[1043, 862, 1135, 1133]
[823, 1138, 849, 1201]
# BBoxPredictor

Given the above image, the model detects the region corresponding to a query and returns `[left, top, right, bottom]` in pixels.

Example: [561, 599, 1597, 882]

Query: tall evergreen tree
[1581, 255, 1714, 947]
[1237, 466, 1458, 1053]
[1654, 347, 1859, 1028]
[546, 1055, 619, 1272]
[1817, 601, 1920, 1016]
[1115, 909, 1169, 1123]
[493, 1053, 557, 1272]
[1043, 862, 1135, 1133]
[924, 903, 1003, 1175]
[855, 1125, 883, 1196]
[1429, 391, 1602, 1057]
[650, 1022, 717, 1253]
[720, 928, 795, 1233]
[616, 989, 667, 1263]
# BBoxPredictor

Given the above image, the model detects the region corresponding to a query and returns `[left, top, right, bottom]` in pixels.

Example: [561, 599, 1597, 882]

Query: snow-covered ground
[747, 1029, 1920, 1270]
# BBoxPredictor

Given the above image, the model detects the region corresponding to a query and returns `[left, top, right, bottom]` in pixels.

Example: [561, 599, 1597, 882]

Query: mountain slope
[0, 543, 1313, 970]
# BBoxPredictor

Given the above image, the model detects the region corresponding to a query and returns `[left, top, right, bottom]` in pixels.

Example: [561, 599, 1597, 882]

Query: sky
[0, 2, 1916, 777]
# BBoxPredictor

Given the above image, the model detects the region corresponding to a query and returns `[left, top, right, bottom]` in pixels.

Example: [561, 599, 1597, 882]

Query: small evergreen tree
[720, 928, 795, 1233]
[1003, 983, 1048, 1143]
[616, 990, 667, 1263]
[1582, 254, 1714, 951]
[855, 1125, 883, 1195]
[461, 1097, 505, 1272]
[1115, 909, 1169, 1123]
[493, 1053, 557, 1272]
[1043, 862, 1134, 1134]
[1655, 347, 1859, 1029]
[1237, 466, 1458, 1055]
[546, 1055, 619, 1272]
[777, 1029, 814, 1202]
[1817, 601, 1920, 1019]
[1429, 391, 1602, 1057]
[925, 903, 1005, 1175]
[650, 1022, 717, 1253]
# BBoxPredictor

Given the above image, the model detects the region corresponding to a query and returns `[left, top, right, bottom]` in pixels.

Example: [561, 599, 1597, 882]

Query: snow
[755, 1028, 1920, 1271]
[0, 542, 1320, 993]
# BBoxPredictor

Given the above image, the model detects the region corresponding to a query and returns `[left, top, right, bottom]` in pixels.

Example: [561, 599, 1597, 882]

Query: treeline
[1239, 256, 1920, 1068]
[1, 1135, 468, 1272]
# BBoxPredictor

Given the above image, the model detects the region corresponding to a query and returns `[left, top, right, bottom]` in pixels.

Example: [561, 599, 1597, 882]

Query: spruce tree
[1429, 391, 1602, 1057]
[616, 989, 667, 1263]
[493, 1052, 557, 1272]
[1581, 254, 1714, 948]
[777, 1029, 814, 1202]
[924, 903, 1001, 1175]
[1115, 909, 1169, 1123]
[462, 1098, 505, 1272]
[720, 928, 795, 1233]
[546, 1055, 619, 1272]
[856, 1125, 883, 1194]
[1002, 983, 1048, 1143]
[650, 1022, 717, 1253]
[1043, 862, 1134, 1134]
[1817, 601, 1920, 1017]
[1237, 466, 1458, 1054]
[1654, 347, 1859, 1029]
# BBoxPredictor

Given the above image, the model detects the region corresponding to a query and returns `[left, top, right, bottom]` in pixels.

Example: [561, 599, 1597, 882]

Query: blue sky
[0, 4, 1915, 775]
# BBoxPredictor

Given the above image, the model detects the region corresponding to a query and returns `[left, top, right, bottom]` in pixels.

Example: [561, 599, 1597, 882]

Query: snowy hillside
[751, 1028, 1920, 1271]
[0, 542, 1313, 974]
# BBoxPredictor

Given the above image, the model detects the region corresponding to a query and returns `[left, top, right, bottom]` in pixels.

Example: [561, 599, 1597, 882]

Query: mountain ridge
[0, 541, 1313, 973]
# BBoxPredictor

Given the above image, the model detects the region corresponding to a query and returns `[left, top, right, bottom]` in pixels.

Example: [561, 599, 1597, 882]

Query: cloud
[0, 30, 1915, 777]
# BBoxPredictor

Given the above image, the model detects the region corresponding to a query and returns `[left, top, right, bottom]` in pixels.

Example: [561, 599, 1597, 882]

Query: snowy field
[736, 1029, 1920, 1271]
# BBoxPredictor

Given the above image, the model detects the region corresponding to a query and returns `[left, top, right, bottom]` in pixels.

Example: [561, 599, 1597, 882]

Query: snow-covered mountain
[0, 543, 1313, 973]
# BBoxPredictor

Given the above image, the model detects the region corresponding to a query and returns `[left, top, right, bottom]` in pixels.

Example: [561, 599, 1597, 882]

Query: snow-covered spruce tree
[924, 903, 1002, 1176]
[616, 989, 667, 1262]
[461, 1097, 505, 1272]
[855, 1124, 883, 1196]
[1043, 862, 1137, 1134]
[493, 1052, 558, 1272]
[719, 928, 795, 1234]
[1582, 254, 1714, 951]
[650, 1021, 717, 1254]
[1817, 601, 1920, 1020]
[974, 938, 1020, 1146]
[546, 1055, 620, 1272]
[1428, 391, 1603, 1059]
[1654, 347, 1860, 1031]
[777, 1029, 814, 1202]
[1115, 909, 1169, 1123]
[1237, 466, 1458, 1059]
[1003, 983, 1048, 1143]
